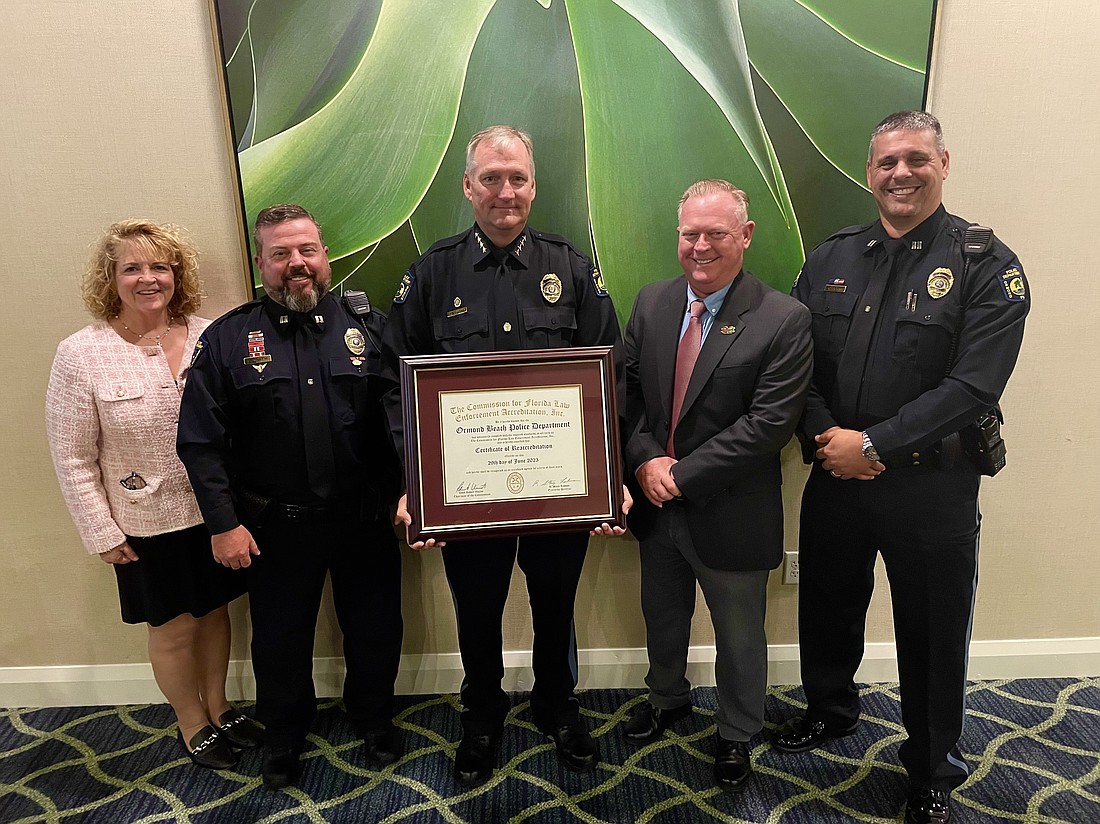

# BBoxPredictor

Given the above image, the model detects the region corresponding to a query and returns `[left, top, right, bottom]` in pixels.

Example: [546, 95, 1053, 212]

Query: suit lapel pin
[720, 325, 736, 335]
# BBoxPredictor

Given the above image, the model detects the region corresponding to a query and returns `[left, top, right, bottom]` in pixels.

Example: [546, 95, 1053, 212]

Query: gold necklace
[116, 315, 176, 347]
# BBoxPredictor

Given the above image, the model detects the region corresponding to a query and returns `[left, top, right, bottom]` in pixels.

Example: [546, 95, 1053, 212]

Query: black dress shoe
[179, 725, 239, 770]
[538, 721, 600, 772]
[218, 709, 264, 749]
[905, 787, 952, 823]
[362, 725, 403, 767]
[713, 735, 753, 793]
[262, 744, 302, 790]
[771, 715, 858, 753]
[622, 702, 692, 745]
[454, 731, 499, 787]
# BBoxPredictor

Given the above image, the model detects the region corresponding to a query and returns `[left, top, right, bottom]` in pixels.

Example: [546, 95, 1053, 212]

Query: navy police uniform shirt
[177, 292, 400, 533]
[382, 224, 623, 458]
[793, 205, 1029, 464]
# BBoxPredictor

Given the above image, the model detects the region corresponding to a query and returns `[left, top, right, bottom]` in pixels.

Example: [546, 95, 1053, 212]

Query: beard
[269, 273, 329, 313]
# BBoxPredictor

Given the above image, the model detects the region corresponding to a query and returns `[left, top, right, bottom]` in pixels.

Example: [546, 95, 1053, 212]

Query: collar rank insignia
[189, 338, 205, 367]
[720, 325, 736, 335]
[927, 267, 954, 299]
[244, 330, 271, 372]
[473, 231, 488, 254]
[591, 267, 609, 297]
[911, 240, 923, 251]
[393, 270, 414, 304]
[279, 315, 289, 324]
[824, 277, 847, 293]
[1000, 267, 1027, 302]
[541, 273, 562, 304]
[512, 234, 527, 257]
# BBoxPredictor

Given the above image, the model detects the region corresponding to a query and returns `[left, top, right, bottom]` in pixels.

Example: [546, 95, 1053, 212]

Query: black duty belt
[237, 488, 331, 523]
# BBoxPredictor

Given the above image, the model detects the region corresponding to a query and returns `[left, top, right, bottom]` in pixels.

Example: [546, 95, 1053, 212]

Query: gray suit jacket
[623, 271, 813, 570]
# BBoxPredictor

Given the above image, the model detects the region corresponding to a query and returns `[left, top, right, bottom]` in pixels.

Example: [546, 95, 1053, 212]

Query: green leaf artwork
[214, 0, 935, 322]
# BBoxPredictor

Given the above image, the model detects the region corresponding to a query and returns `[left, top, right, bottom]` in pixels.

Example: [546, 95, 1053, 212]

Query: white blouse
[46, 317, 210, 554]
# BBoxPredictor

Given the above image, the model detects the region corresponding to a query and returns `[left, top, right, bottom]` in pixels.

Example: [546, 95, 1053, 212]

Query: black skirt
[115, 524, 247, 626]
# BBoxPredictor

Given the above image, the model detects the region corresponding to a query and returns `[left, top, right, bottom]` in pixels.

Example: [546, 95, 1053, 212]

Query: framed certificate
[400, 346, 623, 542]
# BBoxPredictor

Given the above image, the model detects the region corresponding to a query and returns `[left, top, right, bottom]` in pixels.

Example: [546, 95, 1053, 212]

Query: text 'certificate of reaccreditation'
[439, 385, 587, 505]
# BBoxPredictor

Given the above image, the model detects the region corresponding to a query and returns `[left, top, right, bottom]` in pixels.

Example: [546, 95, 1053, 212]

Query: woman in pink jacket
[46, 220, 260, 769]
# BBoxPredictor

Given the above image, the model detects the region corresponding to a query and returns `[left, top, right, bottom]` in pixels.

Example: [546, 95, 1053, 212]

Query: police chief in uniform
[382, 126, 624, 787]
[177, 204, 403, 790]
[773, 112, 1030, 824]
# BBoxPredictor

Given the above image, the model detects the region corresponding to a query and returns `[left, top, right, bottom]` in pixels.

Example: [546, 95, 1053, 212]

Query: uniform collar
[264, 291, 334, 334]
[469, 224, 532, 269]
[862, 204, 948, 258]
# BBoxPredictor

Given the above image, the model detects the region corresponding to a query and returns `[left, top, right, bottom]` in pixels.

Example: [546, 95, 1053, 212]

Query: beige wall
[2, 1, 1096, 678]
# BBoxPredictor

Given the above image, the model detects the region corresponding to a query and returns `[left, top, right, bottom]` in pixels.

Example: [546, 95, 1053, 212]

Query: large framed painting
[208, 0, 939, 318]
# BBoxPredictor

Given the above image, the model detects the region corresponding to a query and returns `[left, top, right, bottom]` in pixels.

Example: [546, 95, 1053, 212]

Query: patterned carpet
[1, 679, 1097, 823]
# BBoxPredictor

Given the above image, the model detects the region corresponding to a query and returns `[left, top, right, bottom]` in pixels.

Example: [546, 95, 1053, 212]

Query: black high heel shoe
[179, 725, 239, 770]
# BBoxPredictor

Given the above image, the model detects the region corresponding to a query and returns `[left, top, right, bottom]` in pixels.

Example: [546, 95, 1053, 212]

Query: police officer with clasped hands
[177, 204, 404, 791]
[773, 112, 1030, 824]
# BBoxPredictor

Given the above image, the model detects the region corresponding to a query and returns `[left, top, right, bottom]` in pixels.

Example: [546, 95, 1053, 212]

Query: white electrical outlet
[784, 551, 799, 584]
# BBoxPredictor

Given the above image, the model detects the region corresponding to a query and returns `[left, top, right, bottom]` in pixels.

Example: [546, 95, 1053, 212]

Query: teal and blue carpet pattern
[1, 679, 1097, 822]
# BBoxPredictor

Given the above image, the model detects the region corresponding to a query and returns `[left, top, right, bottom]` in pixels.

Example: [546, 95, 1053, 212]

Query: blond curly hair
[82, 219, 204, 320]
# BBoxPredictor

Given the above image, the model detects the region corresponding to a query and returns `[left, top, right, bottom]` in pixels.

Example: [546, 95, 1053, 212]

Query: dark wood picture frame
[400, 347, 623, 542]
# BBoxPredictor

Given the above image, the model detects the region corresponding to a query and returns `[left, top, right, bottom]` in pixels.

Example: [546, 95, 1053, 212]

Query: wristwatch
[861, 431, 880, 463]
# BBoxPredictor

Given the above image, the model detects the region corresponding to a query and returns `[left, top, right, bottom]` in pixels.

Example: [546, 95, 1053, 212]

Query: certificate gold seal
[507, 472, 524, 494]
[344, 328, 366, 356]
[541, 273, 562, 304]
[927, 267, 954, 299]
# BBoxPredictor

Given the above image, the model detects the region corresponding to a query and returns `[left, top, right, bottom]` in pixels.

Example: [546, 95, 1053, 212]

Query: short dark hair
[253, 204, 323, 253]
[868, 111, 945, 160]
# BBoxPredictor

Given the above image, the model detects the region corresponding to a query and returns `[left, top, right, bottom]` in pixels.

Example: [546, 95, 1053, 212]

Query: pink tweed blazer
[46, 317, 210, 554]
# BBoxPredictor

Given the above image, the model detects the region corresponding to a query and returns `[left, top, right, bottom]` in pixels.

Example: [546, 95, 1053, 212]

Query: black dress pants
[441, 531, 589, 733]
[798, 463, 980, 790]
[246, 512, 402, 747]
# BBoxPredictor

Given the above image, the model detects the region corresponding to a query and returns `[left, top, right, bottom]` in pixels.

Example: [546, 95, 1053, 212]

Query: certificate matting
[400, 347, 622, 542]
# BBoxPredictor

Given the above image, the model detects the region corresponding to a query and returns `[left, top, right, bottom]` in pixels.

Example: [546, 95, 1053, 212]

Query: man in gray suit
[621, 179, 813, 792]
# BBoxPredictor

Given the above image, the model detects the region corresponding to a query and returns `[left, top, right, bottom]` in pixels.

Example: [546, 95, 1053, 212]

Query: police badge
[927, 267, 954, 299]
[540, 273, 562, 304]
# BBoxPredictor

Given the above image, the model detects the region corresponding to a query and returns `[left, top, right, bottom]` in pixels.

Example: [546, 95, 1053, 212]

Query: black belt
[264, 501, 332, 522]
[237, 488, 331, 523]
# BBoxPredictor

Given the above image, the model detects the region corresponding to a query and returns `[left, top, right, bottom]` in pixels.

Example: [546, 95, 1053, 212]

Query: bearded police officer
[774, 112, 1030, 824]
[177, 204, 403, 790]
[382, 126, 625, 787]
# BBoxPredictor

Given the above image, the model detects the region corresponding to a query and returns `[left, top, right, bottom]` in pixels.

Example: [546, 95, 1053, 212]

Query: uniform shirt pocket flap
[328, 357, 372, 378]
[434, 311, 488, 341]
[808, 290, 859, 318]
[522, 306, 577, 331]
[229, 362, 291, 388]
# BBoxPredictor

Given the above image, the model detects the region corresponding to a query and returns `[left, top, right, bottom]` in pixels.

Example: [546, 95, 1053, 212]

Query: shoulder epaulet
[805, 222, 876, 255]
[531, 230, 585, 256]
[203, 296, 264, 332]
[825, 222, 876, 242]
[420, 228, 471, 258]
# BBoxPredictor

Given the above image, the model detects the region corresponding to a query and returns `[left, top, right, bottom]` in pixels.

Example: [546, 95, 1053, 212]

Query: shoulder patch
[393, 270, 415, 304]
[999, 265, 1027, 302]
[590, 266, 609, 298]
[189, 337, 206, 367]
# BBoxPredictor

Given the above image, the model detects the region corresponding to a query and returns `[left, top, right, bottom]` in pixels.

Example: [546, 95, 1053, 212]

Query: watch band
[861, 430, 881, 462]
